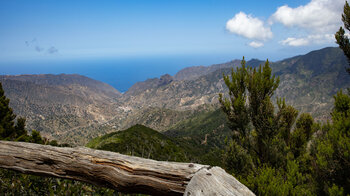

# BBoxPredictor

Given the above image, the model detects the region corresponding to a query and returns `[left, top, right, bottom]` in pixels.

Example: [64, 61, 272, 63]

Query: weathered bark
[0, 141, 254, 196]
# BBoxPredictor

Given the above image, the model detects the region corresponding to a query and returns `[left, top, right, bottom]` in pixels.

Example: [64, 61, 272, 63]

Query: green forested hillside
[84, 109, 234, 169]
[87, 124, 188, 162]
[86, 111, 232, 166]
[165, 109, 231, 166]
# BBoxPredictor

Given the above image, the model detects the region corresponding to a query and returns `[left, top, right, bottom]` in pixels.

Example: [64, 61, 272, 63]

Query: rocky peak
[158, 74, 174, 86]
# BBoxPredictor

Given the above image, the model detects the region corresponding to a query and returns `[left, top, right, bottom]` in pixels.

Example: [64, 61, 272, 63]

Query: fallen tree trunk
[0, 141, 254, 196]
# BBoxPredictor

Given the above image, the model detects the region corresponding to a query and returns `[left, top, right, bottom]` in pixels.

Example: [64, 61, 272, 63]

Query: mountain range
[1, 47, 349, 145]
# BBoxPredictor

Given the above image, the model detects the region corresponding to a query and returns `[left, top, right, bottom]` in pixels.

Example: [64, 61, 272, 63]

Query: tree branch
[0, 141, 254, 196]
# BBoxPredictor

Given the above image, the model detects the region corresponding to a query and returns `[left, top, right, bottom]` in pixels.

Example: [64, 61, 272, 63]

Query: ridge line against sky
[0, 0, 346, 63]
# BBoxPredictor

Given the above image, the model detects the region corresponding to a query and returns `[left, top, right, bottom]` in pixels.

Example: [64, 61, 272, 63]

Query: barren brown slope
[0, 74, 122, 140]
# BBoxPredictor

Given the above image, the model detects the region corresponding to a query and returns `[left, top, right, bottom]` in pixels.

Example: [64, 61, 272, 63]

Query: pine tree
[219, 58, 250, 145]
[335, 1, 350, 73]
[219, 58, 301, 170]
[0, 82, 16, 140]
[220, 59, 317, 195]
[0, 82, 32, 141]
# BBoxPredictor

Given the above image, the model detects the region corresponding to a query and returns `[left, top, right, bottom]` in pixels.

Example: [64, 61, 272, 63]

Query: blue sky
[0, 0, 345, 63]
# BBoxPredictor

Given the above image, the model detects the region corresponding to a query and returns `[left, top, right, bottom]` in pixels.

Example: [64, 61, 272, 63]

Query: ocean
[0, 55, 235, 92]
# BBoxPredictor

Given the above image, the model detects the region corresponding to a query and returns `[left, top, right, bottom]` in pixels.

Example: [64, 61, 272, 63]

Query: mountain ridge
[1, 47, 349, 145]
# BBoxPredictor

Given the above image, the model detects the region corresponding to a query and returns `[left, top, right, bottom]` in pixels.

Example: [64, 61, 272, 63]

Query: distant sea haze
[0, 55, 236, 92]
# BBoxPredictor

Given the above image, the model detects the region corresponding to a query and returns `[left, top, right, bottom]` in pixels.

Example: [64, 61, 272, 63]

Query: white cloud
[280, 37, 309, 46]
[226, 0, 343, 47]
[249, 41, 264, 48]
[226, 12, 273, 41]
[308, 34, 334, 43]
[271, 0, 343, 33]
[280, 34, 334, 46]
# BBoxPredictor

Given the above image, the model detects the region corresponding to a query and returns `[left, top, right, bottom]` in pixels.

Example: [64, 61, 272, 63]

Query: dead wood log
[0, 141, 254, 196]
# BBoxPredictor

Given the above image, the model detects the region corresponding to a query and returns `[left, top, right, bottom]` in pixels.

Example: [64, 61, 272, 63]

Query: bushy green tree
[219, 58, 316, 195]
[219, 59, 302, 169]
[311, 90, 350, 195]
[290, 113, 314, 158]
[242, 160, 314, 196]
